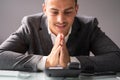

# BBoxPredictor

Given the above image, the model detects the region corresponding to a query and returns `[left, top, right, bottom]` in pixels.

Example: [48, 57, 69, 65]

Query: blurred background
[0, 0, 120, 47]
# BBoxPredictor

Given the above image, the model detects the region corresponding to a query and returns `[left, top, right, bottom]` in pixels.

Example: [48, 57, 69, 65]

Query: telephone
[44, 62, 81, 77]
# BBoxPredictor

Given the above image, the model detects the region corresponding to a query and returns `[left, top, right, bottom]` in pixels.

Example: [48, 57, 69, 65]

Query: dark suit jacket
[0, 13, 120, 72]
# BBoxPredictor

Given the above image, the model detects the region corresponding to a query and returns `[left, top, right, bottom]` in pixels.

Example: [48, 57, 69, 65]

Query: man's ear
[42, 3, 46, 14]
[75, 4, 79, 15]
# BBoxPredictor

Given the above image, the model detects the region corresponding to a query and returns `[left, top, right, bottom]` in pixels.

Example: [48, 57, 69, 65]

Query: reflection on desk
[0, 70, 120, 80]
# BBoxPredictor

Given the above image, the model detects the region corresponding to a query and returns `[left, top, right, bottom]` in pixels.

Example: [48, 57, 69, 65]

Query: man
[0, 0, 120, 72]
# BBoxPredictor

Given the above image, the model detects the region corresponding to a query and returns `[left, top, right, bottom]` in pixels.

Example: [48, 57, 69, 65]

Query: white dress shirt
[37, 26, 80, 70]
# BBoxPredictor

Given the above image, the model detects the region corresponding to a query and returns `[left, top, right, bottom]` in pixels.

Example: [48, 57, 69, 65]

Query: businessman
[0, 0, 120, 72]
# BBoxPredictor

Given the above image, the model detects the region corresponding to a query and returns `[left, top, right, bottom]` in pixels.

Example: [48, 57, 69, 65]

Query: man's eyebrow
[50, 7, 74, 11]
[50, 8, 59, 11]
[64, 7, 74, 11]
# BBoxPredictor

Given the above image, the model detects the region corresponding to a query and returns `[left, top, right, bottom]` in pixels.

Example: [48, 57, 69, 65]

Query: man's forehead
[46, 4, 75, 12]
[44, 0, 76, 3]
[44, 0, 76, 8]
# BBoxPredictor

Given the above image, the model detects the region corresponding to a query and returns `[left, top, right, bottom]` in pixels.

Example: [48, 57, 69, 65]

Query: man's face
[43, 0, 78, 36]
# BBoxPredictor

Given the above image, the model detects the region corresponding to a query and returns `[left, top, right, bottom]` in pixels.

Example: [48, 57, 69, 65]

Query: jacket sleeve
[77, 18, 120, 72]
[0, 17, 42, 72]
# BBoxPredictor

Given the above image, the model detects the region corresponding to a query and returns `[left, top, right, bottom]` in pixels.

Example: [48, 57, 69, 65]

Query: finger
[53, 34, 61, 50]
[59, 34, 65, 46]
[59, 46, 70, 68]
[51, 46, 62, 65]
[59, 47, 66, 67]
[53, 45, 61, 56]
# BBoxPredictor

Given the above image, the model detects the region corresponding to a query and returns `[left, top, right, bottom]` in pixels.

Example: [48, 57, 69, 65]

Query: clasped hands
[45, 33, 70, 68]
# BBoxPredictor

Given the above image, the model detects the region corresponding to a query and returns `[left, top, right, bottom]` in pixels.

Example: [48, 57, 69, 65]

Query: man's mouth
[55, 24, 66, 29]
[56, 25, 65, 28]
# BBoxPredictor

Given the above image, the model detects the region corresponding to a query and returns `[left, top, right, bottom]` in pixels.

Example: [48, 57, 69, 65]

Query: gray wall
[0, 0, 120, 47]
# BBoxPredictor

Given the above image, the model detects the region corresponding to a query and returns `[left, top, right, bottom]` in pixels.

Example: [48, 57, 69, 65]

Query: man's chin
[56, 32, 64, 35]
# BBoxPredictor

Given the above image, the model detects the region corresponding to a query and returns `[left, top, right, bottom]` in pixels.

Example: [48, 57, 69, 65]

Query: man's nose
[57, 14, 66, 23]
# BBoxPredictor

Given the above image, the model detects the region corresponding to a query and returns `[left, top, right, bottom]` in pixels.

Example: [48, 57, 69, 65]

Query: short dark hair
[75, 0, 77, 5]
[44, 0, 77, 5]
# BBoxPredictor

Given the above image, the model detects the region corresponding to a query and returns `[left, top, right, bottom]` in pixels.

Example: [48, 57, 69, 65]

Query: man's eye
[64, 11, 72, 15]
[51, 12, 58, 15]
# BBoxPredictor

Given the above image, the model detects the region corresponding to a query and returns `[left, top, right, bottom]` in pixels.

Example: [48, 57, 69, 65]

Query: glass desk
[0, 70, 120, 80]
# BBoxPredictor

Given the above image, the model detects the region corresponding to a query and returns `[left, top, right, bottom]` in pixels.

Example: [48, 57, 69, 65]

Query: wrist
[45, 59, 50, 68]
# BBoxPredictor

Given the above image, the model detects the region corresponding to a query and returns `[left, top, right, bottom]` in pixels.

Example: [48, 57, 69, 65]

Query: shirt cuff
[37, 56, 47, 70]
[70, 57, 81, 68]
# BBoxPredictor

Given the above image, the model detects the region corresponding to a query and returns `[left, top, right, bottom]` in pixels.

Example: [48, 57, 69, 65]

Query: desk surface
[0, 70, 120, 80]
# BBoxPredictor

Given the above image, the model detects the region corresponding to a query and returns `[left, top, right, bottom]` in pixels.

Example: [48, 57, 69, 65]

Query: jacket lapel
[67, 17, 81, 56]
[38, 15, 53, 56]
